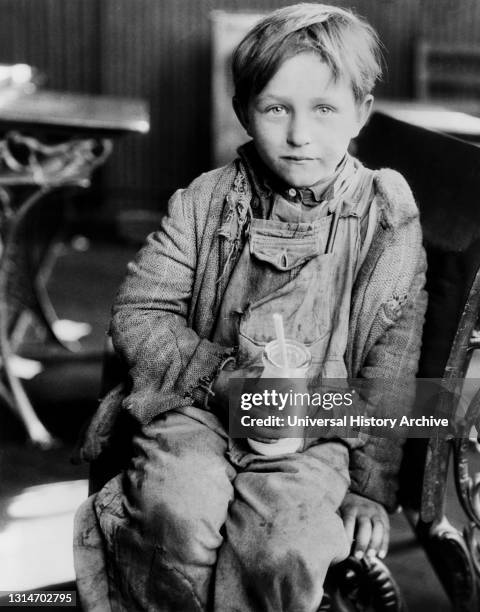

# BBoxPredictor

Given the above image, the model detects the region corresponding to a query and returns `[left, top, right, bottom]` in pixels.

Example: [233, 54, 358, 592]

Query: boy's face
[239, 52, 372, 188]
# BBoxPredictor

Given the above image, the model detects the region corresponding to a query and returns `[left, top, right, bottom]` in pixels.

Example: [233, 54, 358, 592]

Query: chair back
[356, 112, 480, 507]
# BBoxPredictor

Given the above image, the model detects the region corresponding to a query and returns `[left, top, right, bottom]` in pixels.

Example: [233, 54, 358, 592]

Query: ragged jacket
[82, 156, 427, 512]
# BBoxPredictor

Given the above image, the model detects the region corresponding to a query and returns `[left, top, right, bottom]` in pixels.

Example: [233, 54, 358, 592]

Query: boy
[75, 4, 427, 611]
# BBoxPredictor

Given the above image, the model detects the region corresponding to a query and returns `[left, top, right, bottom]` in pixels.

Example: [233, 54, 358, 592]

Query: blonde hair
[232, 3, 383, 108]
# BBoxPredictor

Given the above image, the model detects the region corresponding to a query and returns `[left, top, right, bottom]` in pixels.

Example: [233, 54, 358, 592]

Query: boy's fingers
[379, 521, 390, 559]
[354, 517, 371, 559]
[343, 512, 356, 546]
[366, 517, 384, 557]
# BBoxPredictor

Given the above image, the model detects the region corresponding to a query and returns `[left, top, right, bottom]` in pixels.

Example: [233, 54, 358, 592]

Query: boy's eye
[316, 105, 334, 115]
[266, 105, 287, 115]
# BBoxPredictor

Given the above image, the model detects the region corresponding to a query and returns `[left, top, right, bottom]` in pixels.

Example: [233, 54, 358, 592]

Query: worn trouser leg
[214, 441, 351, 612]
[86, 411, 349, 612]
[94, 406, 236, 611]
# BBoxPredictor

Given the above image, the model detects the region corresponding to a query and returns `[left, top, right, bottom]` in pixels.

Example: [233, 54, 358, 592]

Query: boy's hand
[212, 365, 263, 411]
[340, 492, 390, 560]
[213, 365, 285, 439]
[212, 365, 308, 440]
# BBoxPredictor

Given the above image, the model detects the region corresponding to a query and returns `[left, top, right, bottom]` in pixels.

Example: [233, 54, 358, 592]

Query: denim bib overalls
[213, 157, 376, 381]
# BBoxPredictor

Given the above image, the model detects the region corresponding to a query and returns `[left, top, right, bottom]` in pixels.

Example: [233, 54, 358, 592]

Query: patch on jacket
[383, 292, 408, 322]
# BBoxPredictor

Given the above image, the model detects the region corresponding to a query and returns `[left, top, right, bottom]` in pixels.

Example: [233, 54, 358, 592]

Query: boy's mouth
[282, 156, 317, 164]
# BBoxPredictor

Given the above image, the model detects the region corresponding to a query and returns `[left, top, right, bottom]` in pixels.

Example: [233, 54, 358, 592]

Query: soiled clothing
[74, 145, 427, 611]
[79, 409, 350, 611]
[213, 154, 375, 380]
[75, 156, 369, 611]
[79, 147, 426, 508]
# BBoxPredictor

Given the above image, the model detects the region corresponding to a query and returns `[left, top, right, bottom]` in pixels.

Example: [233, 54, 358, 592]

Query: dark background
[0, 0, 476, 227]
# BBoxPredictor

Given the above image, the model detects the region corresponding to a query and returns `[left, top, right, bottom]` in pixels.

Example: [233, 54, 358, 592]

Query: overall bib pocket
[249, 219, 325, 271]
[238, 252, 335, 349]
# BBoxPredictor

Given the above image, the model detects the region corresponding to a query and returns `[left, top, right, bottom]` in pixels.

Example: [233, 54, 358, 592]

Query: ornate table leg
[0, 132, 111, 446]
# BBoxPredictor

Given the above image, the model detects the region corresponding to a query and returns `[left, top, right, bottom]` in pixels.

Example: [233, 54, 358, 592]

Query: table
[374, 99, 480, 143]
[0, 85, 149, 447]
[0, 89, 149, 135]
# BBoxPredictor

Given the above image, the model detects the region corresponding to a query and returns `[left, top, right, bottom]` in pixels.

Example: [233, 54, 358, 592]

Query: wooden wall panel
[0, 1, 478, 218]
[99, 0, 422, 214]
[419, 0, 480, 45]
[0, 0, 100, 92]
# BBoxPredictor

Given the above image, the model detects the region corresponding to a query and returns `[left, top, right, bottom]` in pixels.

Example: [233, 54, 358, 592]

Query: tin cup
[247, 339, 311, 456]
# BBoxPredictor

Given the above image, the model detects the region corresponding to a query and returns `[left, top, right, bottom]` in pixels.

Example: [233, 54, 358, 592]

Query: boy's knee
[235, 513, 349, 582]
[247, 536, 322, 594]
[138, 484, 228, 565]
[253, 537, 346, 593]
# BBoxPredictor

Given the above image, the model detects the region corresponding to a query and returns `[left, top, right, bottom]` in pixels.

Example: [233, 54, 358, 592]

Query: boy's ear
[354, 94, 374, 135]
[232, 97, 250, 134]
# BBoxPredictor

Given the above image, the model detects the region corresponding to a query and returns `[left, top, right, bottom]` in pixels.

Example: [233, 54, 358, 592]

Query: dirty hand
[211, 364, 263, 411]
[340, 492, 390, 560]
[212, 364, 308, 440]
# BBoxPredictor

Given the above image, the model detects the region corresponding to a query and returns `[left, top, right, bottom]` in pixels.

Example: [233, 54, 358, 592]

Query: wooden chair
[356, 110, 480, 611]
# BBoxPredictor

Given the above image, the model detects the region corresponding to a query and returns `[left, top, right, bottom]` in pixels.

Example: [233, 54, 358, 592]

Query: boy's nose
[286, 114, 312, 147]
